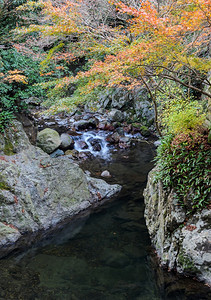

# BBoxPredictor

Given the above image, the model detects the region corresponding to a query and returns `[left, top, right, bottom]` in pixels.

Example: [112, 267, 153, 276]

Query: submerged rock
[0, 121, 121, 258]
[144, 167, 211, 286]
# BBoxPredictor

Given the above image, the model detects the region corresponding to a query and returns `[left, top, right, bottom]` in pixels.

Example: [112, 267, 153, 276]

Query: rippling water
[0, 141, 210, 300]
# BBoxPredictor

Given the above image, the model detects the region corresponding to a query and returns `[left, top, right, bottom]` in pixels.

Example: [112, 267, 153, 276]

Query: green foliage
[155, 130, 211, 211]
[164, 101, 205, 134]
[0, 47, 45, 130]
[0, 0, 27, 41]
[0, 110, 14, 132]
[156, 82, 206, 134]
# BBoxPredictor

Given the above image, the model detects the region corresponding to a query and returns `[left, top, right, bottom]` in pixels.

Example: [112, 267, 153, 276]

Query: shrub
[155, 129, 211, 211]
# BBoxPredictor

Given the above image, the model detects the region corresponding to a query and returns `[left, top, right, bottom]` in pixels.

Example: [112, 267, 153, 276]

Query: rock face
[143, 168, 211, 286]
[37, 128, 61, 154]
[0, 121, 121, 258]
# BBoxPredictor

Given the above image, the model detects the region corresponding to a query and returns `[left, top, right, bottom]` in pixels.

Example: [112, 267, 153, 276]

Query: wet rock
[88, 138, 102, 151]
[50, 149, 64, 158]
[101, 170, 111, 178]
[60, 133, 74, 150]
[65, 149, 79, 159]
[37, 128, 61, 154]
[106, 132, 120, 144]
[0, 223, 21, 257]
[124, 124, 132, 134]
[98, 121, 107, 130]
[73, 118, 98, 130]
[116, 127, 125, 136]
[119, 136, 131, 149]
[86, 175, 121, 203]
[77, 141, 89, 150]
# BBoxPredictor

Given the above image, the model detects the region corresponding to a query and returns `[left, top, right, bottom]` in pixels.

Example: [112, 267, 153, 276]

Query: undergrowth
[155, 128, 211, 212]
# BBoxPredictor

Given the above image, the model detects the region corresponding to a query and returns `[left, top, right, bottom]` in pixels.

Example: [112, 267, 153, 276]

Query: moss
[140, 125, 150, 137]
[0, 181, 10, 190]
[4, 139, 15, 155]
[178, 252, 198, 273]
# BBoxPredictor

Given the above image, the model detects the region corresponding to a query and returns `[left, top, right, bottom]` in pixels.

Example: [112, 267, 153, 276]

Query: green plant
[155, 130, 211, 211]
[0, 110, 14, 132]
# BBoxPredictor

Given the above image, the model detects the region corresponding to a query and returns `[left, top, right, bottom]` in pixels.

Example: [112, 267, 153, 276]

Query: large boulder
[144, 168, 211, 286]
[37, 128, 61, 154]
[0, 121, 121, 258]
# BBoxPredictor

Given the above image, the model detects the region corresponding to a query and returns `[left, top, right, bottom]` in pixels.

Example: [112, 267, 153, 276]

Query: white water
[74, 131, 111, 159]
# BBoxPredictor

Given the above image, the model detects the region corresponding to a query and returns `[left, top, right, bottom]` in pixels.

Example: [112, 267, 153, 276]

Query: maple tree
[8, 0, 211, 134]
[73, 0, 211, 134]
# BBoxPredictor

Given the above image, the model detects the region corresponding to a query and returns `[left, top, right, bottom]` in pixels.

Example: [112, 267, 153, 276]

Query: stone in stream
[119, 136, 131, 149]
[101, 170, 111, 178]
[77, 140, 89, 150]
[73, 118, 98, 130]
[88, 138, 102, 151]
[60, 133, 74, 150]
[50, 149, 64, 158]
[37, 128, 61, 154]
[106, 132, 120, 144]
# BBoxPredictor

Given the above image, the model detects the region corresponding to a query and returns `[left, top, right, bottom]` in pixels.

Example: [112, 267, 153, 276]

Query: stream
[0, 136, 210, 300]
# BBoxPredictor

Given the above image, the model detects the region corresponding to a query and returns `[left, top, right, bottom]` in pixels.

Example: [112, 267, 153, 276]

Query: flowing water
[0, 137, 210, 300]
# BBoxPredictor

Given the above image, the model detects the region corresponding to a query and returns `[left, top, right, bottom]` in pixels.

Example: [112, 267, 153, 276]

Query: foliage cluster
[0, 47, 45, 131]
[155, 129, 210, 211]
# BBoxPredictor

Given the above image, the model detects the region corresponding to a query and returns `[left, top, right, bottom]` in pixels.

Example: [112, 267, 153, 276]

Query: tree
[73, 0, 211, 134]
[13, 0, 211, 134]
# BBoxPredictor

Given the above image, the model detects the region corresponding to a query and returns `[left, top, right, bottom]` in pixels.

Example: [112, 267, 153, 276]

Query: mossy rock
[140, 125, 150, 137]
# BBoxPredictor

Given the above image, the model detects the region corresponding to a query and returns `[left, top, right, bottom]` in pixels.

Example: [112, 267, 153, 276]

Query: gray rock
[143, 167, 211, 286]
[0, 121, 121, 258]
[0, 120, 31, 155]
[101, 170, 111, 177]
[37, 128, 61, 154]
[86, 175, 121, 202]
[60, 133, 74, 150]
[50, 149, 64, 158]
[108, 109, 125, 123]
[73, 118, 97, 130]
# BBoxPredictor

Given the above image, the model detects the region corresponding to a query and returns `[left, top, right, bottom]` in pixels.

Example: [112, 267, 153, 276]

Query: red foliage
[171, 129, 210, 151]
[185, 225, 197, 231]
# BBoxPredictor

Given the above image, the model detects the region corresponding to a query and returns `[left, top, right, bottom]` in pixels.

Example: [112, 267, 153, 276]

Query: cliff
[144, 168, 211, 286]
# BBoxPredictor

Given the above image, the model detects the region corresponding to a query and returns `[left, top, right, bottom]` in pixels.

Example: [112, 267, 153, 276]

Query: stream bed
[0, 141, 210, 300]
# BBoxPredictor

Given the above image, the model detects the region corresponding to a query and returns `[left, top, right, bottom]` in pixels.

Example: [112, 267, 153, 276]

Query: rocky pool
[0, 141, 210, 299]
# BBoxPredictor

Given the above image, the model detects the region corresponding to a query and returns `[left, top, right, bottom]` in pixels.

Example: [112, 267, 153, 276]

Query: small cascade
[74, 131, 111, 159]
